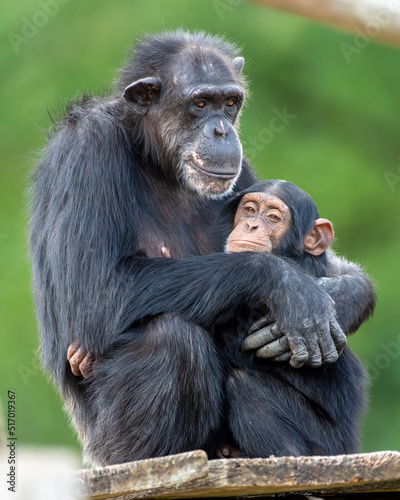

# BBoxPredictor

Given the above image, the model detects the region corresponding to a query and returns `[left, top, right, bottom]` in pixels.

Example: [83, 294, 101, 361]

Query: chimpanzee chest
[136, 199, 220, 259]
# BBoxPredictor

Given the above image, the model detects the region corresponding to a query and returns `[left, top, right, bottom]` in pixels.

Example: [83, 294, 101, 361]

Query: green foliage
[1, 0, 399, 455]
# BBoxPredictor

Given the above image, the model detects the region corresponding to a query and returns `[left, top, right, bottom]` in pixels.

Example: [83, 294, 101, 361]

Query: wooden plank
[106, 451, 400, 499]
[74, 450, 209, 500]
[248, 0, 400, 48]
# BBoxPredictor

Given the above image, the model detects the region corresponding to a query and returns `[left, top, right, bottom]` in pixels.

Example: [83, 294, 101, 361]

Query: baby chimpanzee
[215, 180, 368, 458]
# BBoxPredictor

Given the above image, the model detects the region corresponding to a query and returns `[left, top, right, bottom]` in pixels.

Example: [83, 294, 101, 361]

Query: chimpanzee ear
[123, 77, 162, 115]
[304, 218, 334, 256]
[232, 57, 244, 73]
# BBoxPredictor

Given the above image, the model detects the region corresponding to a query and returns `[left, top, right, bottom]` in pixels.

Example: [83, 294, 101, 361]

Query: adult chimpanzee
[30, 31, 375, 466]
[213, 180, 369, 458]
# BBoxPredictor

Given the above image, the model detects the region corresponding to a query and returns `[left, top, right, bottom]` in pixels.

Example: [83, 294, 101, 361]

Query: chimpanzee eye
[226, 98, 237, 107]
[244, 206, 256, 214]
[194, 99, 207, 108]
[268, 213, 281, 222]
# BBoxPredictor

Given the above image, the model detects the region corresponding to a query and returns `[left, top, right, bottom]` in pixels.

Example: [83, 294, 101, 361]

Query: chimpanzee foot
[216, 443, 247, 458]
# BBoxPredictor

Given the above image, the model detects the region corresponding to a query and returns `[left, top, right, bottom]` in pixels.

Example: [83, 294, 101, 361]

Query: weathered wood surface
[249, 0, 400, 48]
[75, 450, 208, 500]
[76, 450, 400, 499]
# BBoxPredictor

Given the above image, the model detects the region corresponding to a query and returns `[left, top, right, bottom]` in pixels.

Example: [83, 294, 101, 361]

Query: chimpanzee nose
[214, 119, 230, 138]
[204, 118, 231, 139]
[246, 219, 259, 231]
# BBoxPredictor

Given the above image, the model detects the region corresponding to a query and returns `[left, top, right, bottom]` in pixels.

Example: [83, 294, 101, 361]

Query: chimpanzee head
[117, 31, 246, 198]
[221, 180, 334, 277]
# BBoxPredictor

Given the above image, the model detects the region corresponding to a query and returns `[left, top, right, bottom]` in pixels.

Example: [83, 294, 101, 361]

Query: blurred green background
[1, 0, 399, 460]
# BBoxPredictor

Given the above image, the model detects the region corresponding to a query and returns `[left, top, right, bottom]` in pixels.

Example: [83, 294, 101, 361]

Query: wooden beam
[74, 450, 208, 500]
[248, 0, 400, 48]
[75, 450, 400, 499]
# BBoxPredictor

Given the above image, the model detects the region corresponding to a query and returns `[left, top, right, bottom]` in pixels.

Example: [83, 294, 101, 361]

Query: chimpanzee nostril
[246, 219, 259, 231]
[204, 118, 231, 140]
[214, 119, 232, 139]
[215, 120, 227, 137]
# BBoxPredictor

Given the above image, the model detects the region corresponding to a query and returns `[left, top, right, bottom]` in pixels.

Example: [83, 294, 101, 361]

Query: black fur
[29, 31, 376, 465]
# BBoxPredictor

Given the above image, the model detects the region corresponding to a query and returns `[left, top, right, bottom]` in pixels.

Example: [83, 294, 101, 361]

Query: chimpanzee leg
[82, 314, 224, 466]
[226, 348, 367, 457]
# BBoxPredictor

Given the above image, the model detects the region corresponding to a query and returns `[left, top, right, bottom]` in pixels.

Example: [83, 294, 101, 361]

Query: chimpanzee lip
[230, 239, 263, 246]
[190, 162, 238, 179]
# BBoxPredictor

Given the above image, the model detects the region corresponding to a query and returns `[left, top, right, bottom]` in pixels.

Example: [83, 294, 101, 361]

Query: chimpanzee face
[227, 192, 292, 253]
[123, 48, 246, 198]
[169, 50, 245, 197]
[177, 83, 244, 198]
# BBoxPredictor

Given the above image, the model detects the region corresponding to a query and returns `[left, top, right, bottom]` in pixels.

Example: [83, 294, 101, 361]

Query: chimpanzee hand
[243, 282, 347, 368]
[242, 316, 292, 362]
[67, 344, 98, 379]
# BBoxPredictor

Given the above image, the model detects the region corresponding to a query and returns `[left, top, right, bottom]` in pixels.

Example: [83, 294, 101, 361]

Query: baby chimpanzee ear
[304, 218, 334, 256]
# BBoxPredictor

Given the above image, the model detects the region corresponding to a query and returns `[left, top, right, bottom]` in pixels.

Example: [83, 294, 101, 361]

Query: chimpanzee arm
[243, 250, 376, 366]
[321, 249, 376, 334]
[67, 253, 344, 376]
[114, 253, 342, 344]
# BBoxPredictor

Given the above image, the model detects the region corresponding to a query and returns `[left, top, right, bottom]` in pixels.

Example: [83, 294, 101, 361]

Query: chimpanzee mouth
[186, 151, 239, 179]
[189, 161, 239, 179]
[230, 239, 264, 246]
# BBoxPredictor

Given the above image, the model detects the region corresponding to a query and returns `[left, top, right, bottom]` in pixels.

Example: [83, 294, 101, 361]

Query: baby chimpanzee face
[227, 192, 292, 253]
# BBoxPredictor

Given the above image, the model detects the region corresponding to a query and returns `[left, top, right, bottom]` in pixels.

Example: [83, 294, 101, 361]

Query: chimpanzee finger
[242, 322, 280, 350]
[67, 343, 79, 362]
[80, 352, 96, 379]
[316, 321, 339, 364]
[330, 316, 347, 356]
[247, 315, 273, 336]
[69, 347, 87, 377]
[304, 334, 322, 368]
[256, 335, 290, 358]
[271, 351, 291, 362]
[288, 338, 309, 368]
